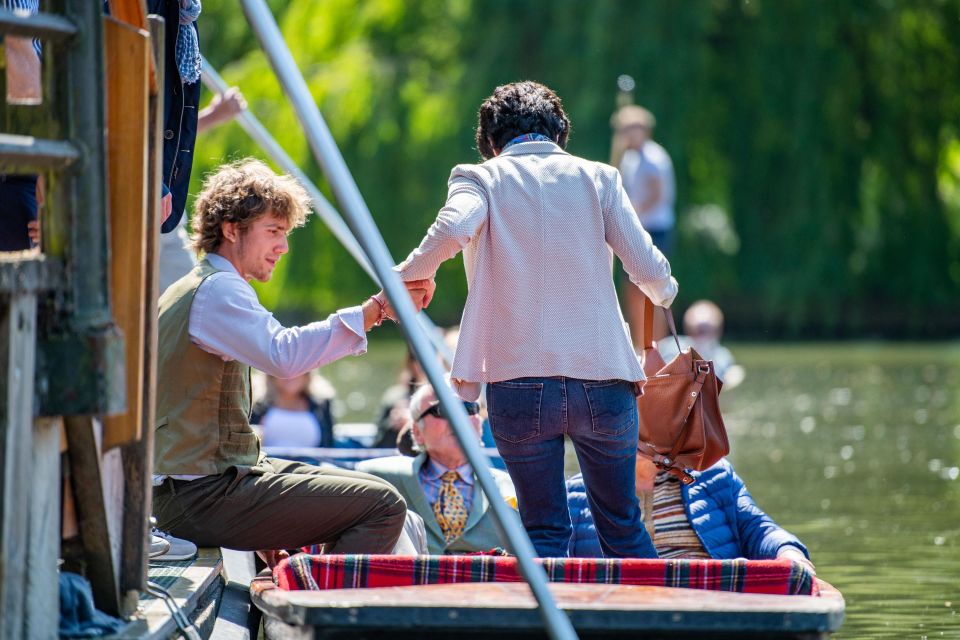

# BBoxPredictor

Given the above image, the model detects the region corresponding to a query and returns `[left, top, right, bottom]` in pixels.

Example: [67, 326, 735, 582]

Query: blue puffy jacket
[567, 459, 809, 560]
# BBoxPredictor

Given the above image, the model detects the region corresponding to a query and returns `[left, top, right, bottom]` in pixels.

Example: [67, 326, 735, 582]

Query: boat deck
[252, 574, 845, 639]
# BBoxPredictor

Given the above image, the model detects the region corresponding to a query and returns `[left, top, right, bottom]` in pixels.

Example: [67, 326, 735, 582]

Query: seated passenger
[567, 453, 815, 573]
[657, 299, 744, 386]
[357, 385, 519, 554]
[250, 370, 336, 448]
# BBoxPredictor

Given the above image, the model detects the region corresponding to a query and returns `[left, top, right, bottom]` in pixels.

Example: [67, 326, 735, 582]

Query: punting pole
[199, 58, 452, 366]
[237, 2, 579, 638]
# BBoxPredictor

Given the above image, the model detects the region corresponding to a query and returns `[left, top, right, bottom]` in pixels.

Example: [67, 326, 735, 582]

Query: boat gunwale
[250, 574, 845, 634]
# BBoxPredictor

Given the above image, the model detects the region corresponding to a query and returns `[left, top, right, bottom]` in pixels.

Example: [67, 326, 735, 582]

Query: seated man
[567, 453, 815, 573]
[357, 385, 519, 554]
[152, 159, 432, 565]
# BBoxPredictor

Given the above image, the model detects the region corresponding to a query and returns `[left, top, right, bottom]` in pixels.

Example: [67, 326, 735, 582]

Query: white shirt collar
[206, 252, 241, 276]
[425, 457, 475, 486]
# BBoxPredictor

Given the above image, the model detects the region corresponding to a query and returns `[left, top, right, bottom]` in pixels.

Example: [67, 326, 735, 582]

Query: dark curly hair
[475, 81, 571, 160]
[191, 158, 309, 255]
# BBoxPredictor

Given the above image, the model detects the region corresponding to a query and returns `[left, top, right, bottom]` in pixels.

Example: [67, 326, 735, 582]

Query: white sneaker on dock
[150, 529, 198, 562]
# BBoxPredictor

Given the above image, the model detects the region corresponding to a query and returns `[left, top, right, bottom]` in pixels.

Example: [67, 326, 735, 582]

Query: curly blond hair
[190, 159, 309, 255]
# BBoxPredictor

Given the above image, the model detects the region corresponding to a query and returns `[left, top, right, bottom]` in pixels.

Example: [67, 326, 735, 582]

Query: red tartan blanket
[274, 554, 818, 596]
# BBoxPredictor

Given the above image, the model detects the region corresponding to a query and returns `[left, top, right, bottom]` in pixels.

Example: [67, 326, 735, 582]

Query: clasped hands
[366, 278, 436, 328]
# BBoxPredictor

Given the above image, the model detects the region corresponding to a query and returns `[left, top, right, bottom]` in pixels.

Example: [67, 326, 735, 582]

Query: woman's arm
[601, 168, 677, 307]
[730, 468, 810, 561]
[396, 172, 489, 281]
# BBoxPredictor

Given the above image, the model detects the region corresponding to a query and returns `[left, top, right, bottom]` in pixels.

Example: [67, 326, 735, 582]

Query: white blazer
[397, 140, 678, 400]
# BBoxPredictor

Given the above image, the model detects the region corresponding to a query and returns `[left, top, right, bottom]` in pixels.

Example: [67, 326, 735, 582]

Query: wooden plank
[64, 415, 121, 616]
[210, 578, 258, 640]
[102, 15, 150, 450]
[117, 14, 165, 613]
[111, 549, 223, 640]
[107, 0, 148, 29]
[105, 0, 156, 93]
[25, 416, 62, 640]
[0, 293, 38, 640]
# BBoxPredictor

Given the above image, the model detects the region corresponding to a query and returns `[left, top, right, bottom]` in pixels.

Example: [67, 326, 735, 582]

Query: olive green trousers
[153, 457, 407, 554]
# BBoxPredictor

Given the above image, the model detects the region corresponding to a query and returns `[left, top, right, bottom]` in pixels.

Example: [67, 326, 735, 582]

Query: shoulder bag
[636, 296, 730, 484]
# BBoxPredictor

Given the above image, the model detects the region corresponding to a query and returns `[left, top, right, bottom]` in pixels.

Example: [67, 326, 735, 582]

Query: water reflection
[720, 344, 960, 639]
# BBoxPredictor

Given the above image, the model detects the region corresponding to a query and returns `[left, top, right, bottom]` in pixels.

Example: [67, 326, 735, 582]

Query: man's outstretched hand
[362, 278, 437, 330]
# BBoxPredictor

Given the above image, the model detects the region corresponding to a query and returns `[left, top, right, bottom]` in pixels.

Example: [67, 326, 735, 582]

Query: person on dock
[567, 453, 815, 574]
[151, 158, 432, 565]
[395, 81, 678, 558]
[159, 86, 249, 294]
[357, 384, 519, 554]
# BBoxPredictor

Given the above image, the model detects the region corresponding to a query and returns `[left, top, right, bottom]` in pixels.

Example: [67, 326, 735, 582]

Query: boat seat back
[273, 553, 818, 596]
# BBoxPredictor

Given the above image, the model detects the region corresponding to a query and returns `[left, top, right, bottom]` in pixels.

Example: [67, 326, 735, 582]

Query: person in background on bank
[611, 105, 676, 346]
[656, 299, 744, 386]
[567, 452, 815, 575]
[152, 158, 434, 566]
[612, 105, 676, 255]
[250, 370, 336, 448]
[358, 384, 519, 554]
[395, 81, 677, 558]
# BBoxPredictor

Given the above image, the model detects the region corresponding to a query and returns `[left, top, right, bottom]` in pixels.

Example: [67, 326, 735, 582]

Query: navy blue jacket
[147, 0, 200, 233]
[567, 459, 809, 560]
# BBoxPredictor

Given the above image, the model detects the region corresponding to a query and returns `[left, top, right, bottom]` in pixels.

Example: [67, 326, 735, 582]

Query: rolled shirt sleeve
[189, 271, 367, 378]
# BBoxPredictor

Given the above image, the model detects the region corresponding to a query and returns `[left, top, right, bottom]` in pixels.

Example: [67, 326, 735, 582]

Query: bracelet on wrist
[368, 294, 387, 327]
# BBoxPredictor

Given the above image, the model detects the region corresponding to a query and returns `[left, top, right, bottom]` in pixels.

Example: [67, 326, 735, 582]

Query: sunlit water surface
[324, 340, 960, 639]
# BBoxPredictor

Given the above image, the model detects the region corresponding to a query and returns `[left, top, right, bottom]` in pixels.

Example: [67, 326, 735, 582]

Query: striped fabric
[2, 0, 42, 57]
[651, 473, 711, 559]
[274, 554, 818, 596]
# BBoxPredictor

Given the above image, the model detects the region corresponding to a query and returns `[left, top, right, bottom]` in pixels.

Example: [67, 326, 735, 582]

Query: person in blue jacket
[567, 454, 815, 573]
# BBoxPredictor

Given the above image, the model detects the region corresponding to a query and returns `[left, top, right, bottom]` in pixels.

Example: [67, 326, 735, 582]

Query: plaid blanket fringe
[275, 554, 818, 597]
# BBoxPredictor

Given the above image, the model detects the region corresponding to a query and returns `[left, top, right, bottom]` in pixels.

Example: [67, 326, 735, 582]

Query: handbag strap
[665, 366, 709, 462]
[642, 295, 682, 353]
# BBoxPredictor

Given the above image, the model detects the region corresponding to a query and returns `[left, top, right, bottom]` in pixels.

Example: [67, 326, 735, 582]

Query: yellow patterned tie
[434, 470, 468, 543]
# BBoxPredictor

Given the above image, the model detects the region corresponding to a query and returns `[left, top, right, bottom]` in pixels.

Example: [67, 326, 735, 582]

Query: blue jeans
[486, 377, 657, 559]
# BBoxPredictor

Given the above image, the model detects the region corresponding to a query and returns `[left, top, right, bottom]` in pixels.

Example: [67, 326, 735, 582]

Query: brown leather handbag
[636, 296, 729, 484]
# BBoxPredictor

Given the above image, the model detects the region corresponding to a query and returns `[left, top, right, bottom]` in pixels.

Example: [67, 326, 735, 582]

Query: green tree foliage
[193, 0, 960, 337]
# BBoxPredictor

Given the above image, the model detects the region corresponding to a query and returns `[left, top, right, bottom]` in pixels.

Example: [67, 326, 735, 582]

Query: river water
[324, 340, 960, 639]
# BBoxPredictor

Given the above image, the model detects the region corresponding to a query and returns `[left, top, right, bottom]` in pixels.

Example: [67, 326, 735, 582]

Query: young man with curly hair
[153, 159, 431, 564]
[396, 82, 678, 559]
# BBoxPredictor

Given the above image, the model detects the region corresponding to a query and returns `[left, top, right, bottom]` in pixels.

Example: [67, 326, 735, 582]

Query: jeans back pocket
[583, 379, 637, 436]
[488, 380, 544, 444]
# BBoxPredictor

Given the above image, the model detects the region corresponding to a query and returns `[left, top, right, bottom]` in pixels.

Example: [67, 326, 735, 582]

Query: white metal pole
[200, 58, 452, 366]
[237, 2, 578, 638]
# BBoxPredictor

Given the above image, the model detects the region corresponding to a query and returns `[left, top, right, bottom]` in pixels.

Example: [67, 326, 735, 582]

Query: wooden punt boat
[250, 573, 845, 639]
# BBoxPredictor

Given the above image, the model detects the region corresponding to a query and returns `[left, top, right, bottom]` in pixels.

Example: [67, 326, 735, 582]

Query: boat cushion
[273, 554, 817, 596]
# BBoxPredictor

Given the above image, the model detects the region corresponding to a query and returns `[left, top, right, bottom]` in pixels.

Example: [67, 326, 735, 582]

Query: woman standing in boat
[396, 81, 677, 558]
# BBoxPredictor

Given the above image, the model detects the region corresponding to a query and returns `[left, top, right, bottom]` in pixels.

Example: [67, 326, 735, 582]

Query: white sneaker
[151, 529, 198, 562]
[149, 534, 171, 558]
